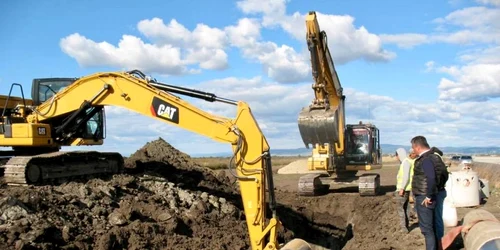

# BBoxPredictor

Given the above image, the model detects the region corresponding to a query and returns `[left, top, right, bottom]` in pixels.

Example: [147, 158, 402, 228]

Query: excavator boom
[0, 70, 309, 250]
[298, 11, 345, 154]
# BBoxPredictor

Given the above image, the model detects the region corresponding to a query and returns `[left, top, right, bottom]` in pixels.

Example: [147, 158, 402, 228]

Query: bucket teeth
[298, 107, 339, 148]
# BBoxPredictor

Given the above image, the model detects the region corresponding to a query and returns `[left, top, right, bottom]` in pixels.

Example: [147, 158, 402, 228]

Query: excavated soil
[275, 192, 425, 250]
[0, 138, 426, 249]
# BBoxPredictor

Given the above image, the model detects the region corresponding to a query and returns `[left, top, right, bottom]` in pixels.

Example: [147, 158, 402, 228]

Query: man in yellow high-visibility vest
[396, 147, 416, 233]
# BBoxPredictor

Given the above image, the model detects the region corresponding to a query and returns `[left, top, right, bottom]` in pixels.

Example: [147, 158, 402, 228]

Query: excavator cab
[32, 78, 76, 105]
[31, 78, 106, 141]
[345, 123, 381, 166]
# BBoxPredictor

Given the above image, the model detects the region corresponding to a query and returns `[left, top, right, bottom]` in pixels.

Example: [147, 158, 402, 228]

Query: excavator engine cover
[298, 106, 339, 148]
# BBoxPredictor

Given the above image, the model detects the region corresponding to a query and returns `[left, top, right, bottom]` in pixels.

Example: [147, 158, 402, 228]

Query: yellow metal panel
[28, 124, 52, 138]
[0, 123, 53, 146]
[11, 124, 29, 138]
[307, 144, 330, 171]
[8, 124, 52, 139]
[0, 137, 53, 146]
[307, 156, 328, 171]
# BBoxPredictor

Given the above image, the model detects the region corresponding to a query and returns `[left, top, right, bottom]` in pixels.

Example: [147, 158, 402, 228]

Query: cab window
[38, 81, 73, 103]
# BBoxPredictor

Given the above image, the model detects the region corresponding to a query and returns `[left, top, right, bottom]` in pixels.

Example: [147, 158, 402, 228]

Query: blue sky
[2, 0, 500, 156]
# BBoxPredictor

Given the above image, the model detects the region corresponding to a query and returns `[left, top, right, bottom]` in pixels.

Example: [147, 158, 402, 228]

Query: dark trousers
[415, 194, 438, 250]
[396, 191, 411, 230]
[434, 189, 447, 239]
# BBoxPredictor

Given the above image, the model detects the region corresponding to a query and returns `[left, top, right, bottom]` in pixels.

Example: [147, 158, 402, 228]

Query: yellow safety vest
[397, 158, 415, 191]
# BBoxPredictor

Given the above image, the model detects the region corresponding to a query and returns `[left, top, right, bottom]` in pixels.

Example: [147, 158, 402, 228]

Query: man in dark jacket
[429, 146, 448, 244]
[411, 136, 448, 250]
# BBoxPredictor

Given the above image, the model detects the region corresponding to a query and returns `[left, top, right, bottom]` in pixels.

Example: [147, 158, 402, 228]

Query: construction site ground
[0, 138, 499, 250]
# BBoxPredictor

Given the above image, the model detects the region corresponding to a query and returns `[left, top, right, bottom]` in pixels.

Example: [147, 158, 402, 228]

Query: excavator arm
[298, 11, 345, 156]
[23, 70, 309, 250]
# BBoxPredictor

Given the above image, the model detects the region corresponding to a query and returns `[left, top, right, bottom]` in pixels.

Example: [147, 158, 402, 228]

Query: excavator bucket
[297, 106, 340, 148]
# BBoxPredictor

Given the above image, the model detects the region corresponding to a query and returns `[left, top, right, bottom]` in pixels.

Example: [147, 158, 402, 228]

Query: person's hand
[398, 189, 404, 196]
[421, 197, 433, 207]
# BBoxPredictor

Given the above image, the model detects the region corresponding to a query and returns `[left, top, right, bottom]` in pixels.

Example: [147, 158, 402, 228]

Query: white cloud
[436, 65, 461, 77]
[60, 15, 310, 83]
[381, 5, 500, 48]
[138, 18, 227, 50]
[432, 30, 500, 45]
[60, 18, 230, 76]
[137, 18, 229, 70]
[433, 6, 500, 29]
[438, 64, 500, 102]
[60, 33, 193, 75]
[236, 0, 396, 64]
[224, 18, 311, 83]
[398, 4, 500, 107]
[476, 0, 500, 6]
[458, 46, 500, 64]
[425, 37, 500, 103]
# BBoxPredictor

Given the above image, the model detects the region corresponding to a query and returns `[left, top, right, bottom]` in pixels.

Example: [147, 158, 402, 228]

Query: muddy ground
[0, 138, 498, 250]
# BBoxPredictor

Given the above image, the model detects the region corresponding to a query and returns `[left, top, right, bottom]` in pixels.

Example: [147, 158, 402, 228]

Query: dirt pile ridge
[124, 137, 238, 195]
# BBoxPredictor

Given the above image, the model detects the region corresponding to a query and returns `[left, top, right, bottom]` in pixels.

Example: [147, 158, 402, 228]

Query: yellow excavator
[297, 11, 383, 196]
[0, 70, 310, 250]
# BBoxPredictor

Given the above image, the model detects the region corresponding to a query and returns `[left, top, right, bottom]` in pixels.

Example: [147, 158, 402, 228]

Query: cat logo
[150, 97, 179, 124]
[37, 127, 46, 135]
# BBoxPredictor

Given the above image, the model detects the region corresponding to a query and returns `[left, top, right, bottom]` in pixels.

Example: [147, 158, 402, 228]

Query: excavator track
[2, 151, 124, 186]
[298, 173, 381, 196]
[358, 173, 381, 196]
[298, 173, 330, 196]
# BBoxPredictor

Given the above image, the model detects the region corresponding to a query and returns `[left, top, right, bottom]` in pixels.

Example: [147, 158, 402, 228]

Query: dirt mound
[0, 174, 249, 250]
[124, 137, 238, 195]
[275, 192, 425, 250]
